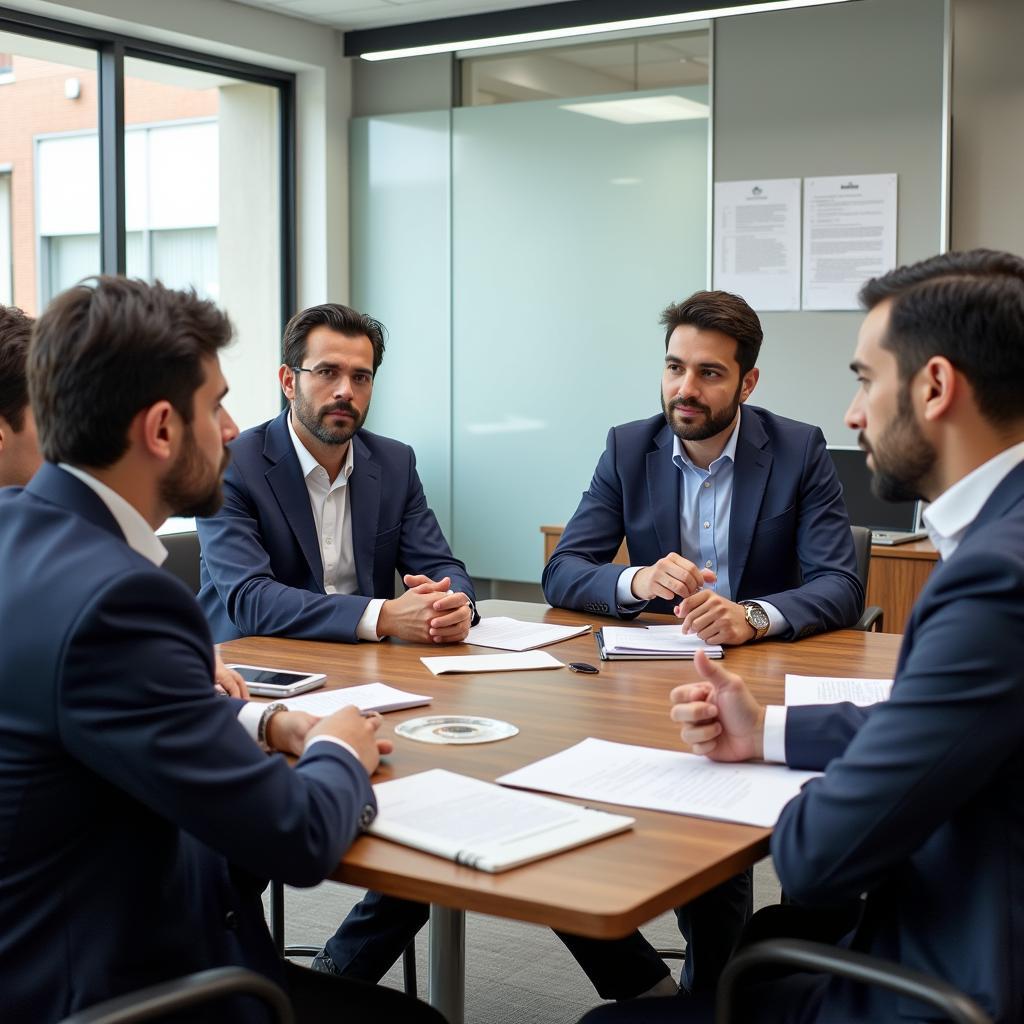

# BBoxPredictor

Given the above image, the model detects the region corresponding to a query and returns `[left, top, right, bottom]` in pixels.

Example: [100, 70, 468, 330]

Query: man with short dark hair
[543, 289, 862, 997]
[0, 277, 441, 1023]
[585, 249, 1024, 1024]
[0, 304, 42, 487]
[197, 301, 475, 646]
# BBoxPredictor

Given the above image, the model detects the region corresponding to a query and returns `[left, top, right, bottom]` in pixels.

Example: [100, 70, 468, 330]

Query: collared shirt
[287, 415, 384, 641]
[57, 464, 352, 759]
[616, 410, 786, 635]
[762, 440, 1024, 763]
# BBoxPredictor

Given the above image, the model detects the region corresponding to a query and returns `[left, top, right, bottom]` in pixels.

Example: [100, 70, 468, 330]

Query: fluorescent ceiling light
[561, 95, 709, 124]
[360, 0, 854, 61]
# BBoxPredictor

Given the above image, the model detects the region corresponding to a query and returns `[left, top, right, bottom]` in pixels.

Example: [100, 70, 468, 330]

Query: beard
[662, 384, 742, 443]
[292, 380, 366, 446]
[862, 391, 936, 503]
[161, 426, 230, 518]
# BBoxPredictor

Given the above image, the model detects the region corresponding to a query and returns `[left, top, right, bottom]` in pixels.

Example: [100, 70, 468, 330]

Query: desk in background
[540, 525, 938, 634]
[224, 600, 900, 1023]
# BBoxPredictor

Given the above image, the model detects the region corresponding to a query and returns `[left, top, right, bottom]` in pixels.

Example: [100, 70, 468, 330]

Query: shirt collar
[58, 464, 168, 567]
[922, 441, 1024, 560]
[287, 412, 354, 487]
[672, 406, 742, 474]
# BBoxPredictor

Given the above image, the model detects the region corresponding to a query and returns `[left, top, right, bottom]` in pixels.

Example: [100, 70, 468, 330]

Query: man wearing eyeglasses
[197, 302, 475, 646]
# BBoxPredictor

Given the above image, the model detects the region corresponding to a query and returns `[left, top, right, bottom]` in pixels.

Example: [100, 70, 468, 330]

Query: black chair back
[163, 532, 201, 595]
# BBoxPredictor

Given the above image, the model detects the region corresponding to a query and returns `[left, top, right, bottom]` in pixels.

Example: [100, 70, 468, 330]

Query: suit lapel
[647, 423, 680, 555]
[728, 409, 772, 595]
[349, 434, 381, 596]
[263, 411, 325, 590]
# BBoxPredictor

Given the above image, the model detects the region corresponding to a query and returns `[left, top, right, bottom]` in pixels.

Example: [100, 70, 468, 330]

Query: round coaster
[395, 715, 519, 745]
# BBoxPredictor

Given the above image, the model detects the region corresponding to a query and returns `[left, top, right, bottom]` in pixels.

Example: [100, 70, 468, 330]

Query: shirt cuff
[236, 701, 263, 744]
[305, 734, 360, 762]
[759, 601, 789, 638]
[357, 598, 386, 641]
[616, 566, 648, 612]
[763, 705, 788, 764]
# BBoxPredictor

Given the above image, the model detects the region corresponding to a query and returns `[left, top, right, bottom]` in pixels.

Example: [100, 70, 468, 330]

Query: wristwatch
[740, 601, 770, 641]
[257, 702, 287, 752]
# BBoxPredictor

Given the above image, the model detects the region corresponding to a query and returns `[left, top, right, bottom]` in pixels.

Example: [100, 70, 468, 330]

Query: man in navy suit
[543, 290, 861, 645]
[197, 302, 475, 647]
[0, 304, 42, 488]
[585, 249, 1024, 1023]
[0, 277, 442, 1023]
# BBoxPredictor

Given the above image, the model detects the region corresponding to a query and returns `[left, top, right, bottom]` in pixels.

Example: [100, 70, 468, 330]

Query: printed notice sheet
[714, 178, 801, 311]
[802, 173, 897, 310]
[497, 737, 821, 828]
[784, 675, 893, 707]
[467, 616, 590, 651]
[282, 683, 432, 715]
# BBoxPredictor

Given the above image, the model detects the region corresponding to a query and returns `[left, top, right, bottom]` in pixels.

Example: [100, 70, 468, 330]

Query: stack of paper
[467, 616, 591, 651]
[784, 675, 893, 707]
[421, 650, 563, 676]
[369, 768, 634, 872]
[598, 625, 724, 660]
[497, 737, 820, 829]
[282, 682, 432, 715]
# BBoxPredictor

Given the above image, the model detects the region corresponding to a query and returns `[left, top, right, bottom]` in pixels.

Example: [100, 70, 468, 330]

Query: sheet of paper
[784, 674, 893, 707]
[498, 737, 820, 828]
[602, 625, 722, 655]
[714, 178, 801, 311]
[282, 682, 432, 715]
[421, 650, 563, 676]
[802, 173, 897, 310]
[467, 616, 590, 651]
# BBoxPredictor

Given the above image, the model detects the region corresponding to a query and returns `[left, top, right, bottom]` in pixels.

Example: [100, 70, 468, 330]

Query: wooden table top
[221, 600, 902, 939]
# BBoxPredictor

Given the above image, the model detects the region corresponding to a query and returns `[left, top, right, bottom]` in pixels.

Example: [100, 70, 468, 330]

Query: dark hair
[281, 303, 386, 374]
[0, 304, 33, 430]
[659, 290, 763, 375]
[29, 276, 233, 467]
[860, 249, 1024, 426]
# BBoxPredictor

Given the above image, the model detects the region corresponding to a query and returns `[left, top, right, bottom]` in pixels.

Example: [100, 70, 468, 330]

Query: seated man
[198, 301, 474, 646]
[0, 304, 42, 488]
[586, 248, 1024, 1023]
[0, 277, 440, 1023]
[543, 289, 862, 644]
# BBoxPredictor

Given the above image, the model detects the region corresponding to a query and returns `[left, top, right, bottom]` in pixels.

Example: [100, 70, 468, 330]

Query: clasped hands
[631, 553, 756, 645]
[378, 574, 472, 643]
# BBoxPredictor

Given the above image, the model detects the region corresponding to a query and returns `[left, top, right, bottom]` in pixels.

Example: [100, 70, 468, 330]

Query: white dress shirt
[58, 464, 353, 758]
[762, 440, 1024, 763]
[287, 415, 385, 641]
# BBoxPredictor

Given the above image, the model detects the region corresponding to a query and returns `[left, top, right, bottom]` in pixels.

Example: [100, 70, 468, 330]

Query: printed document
[282, 682, 432, 715]
[498, 737, 821, 828]
[784, 675, 893, 707]
[467, 616, 591, 651]
[600, 625, 724, 659]
[369, 769, 634, 872]
[421, 650, 563, 676]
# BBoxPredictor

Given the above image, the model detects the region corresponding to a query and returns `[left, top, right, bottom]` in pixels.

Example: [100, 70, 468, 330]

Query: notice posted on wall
[802, 173, 897, 311]
[713, 178, 801, 311]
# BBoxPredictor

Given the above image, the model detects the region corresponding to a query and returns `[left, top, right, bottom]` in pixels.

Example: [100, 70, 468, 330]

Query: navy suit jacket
[0, 464, 377, 1023]
[542, 406, 862, 638]
[198, 410, 475, 643]
[773, 462, 1024, 1023]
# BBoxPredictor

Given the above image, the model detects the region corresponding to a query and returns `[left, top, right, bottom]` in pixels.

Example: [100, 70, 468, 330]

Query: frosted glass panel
[350, 111, 452, 534]
[452, 87, 708, 582]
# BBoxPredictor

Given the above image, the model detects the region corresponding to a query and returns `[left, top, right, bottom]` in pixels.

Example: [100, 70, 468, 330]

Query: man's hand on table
[305, 706, 394, 773]
[670, 649, 765, 761]
[213, 651, 249, 698]
[631, 553, 716, 603]
[674, 591, 756, 646]
[377, 574, 472, 644]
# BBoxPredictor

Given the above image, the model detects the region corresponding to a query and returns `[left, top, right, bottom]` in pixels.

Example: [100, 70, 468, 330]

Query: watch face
[746, 603, 770, 630]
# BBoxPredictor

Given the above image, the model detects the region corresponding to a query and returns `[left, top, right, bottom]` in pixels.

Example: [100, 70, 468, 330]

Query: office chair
[162, 531, 202, 595]
[714, 939, 991, 1024]
[57, 967, 294, 1024]
[850, 526, 884, 631]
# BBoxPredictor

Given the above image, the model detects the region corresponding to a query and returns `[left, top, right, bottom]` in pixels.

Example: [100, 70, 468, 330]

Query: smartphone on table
[225, 664, 326, 698]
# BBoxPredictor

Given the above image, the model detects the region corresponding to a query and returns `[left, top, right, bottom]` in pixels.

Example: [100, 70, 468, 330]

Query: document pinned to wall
[802, 173, 897, 310]
[713, 178, 801, 311]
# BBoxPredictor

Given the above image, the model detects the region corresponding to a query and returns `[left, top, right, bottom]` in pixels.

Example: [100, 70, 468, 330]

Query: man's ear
[0, 416, 7, 454]
[137, 401, 176, 463]
[279, 364, 296, 402]
[740, 367, 759, 402]
[918, 356, 957, 423]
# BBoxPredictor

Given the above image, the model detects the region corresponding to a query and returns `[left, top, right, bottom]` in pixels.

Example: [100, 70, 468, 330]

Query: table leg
[428, 904, 465, 1024]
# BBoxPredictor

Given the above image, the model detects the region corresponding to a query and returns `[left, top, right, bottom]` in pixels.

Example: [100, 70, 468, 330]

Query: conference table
[222, 600, 902, 1023]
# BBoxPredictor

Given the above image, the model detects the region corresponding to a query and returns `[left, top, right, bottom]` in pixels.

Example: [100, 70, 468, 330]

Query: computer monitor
[828, 446, 921, 532]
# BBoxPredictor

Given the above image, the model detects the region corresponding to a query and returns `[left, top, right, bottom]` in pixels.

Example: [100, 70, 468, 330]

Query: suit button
[359, 804, 376, 829]
[225, 910, 239, 931]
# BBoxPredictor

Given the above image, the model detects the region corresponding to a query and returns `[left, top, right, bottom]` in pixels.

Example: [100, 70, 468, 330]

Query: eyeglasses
[290, 365, 373, 387]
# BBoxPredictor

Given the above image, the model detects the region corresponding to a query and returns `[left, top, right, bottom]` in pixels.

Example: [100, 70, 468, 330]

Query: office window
[462, 30, 709, 106]
[0, 170, 11, 304]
